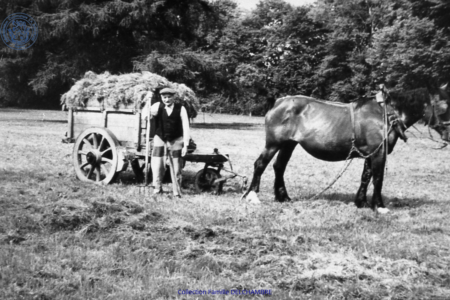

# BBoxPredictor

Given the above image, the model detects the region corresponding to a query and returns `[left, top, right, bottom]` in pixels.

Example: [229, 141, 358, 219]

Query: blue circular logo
[1, 13, 38, 50]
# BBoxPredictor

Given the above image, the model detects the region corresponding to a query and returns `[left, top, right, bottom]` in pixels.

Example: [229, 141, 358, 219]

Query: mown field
[1, 108, 450, 300]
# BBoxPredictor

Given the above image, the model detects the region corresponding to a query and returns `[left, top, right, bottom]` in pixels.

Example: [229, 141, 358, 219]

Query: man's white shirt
[149, 102, 188, 119]
[145, 102, 190, 146]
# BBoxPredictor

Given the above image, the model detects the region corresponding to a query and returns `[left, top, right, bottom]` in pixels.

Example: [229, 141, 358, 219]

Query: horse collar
[388, 111, 408, 142]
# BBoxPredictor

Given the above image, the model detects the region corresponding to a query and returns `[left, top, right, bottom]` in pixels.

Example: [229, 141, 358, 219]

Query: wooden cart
[62, 101, 247, 192]
[62, 102, 150, 185]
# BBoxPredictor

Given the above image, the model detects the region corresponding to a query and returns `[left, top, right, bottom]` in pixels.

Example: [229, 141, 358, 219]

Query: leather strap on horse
[308, 101, 392, 201]
[349, 102, 383, 158]
[309, 103, 378, 200]
[387, 110, 408, 142]
[307, 102, 358, 200]
[350, 102, 356, 142]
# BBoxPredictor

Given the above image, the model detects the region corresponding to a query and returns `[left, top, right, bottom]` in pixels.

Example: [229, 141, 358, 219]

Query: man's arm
[149, 102, 160, 118]
[180, 106, 190, 156]
[142, 101, 160, 121]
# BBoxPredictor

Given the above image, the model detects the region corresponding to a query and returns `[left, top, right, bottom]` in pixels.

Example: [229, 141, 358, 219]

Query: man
[149, 87, 190, 197]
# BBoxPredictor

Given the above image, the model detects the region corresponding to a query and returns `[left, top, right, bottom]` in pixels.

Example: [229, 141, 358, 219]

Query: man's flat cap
[160, 88, 176, 95]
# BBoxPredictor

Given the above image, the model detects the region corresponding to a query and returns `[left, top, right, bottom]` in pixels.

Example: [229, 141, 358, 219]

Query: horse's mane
[267, 95, 348, 113]
[265, 96, 276, 113]
[265, 88, 433, 115]
[387, 87, 430, 113]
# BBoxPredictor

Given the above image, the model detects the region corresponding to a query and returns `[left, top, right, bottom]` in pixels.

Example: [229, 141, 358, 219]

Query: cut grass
[0, 108, 450, 299]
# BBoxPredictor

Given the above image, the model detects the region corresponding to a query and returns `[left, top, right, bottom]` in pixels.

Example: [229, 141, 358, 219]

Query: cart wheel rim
[72, 128, 119, 185]
[194, 168, 220, 192]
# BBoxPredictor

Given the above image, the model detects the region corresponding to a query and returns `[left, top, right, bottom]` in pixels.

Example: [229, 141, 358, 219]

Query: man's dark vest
[155, 103, 183, 142]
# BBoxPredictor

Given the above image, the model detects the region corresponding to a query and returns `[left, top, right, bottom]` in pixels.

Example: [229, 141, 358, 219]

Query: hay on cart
[61, 71, 198, 118]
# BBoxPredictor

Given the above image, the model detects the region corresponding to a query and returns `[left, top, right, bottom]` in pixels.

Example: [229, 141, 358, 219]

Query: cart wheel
[194, 168, 220, 193]
[73, 128, 120, 185]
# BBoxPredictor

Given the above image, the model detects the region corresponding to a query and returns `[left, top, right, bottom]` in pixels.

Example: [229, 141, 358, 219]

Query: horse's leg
[354, 158, 372, 208]
[242, 143, 280, 199]
[370, 150, 389, 213]
[273, 140, 297, 202]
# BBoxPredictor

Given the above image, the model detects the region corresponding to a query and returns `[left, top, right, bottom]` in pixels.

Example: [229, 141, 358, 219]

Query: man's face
[161, 93, 175, 106]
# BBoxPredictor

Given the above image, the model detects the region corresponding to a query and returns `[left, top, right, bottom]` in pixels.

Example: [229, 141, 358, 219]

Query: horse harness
[308, 102, 391, 200]
[348, 101, 402, 159]
[386, 105, 408, 142]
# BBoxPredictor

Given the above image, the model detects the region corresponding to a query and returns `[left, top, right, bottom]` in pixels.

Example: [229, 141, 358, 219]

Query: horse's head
[378, 84, 450, 142]
[423, 84, 450, 142]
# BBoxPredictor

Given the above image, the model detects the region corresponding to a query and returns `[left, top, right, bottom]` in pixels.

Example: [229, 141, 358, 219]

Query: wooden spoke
[92, 133, 99, 149]
[80, 162, 90, 170]
[101, 164, 109, 175]
[78, 150, 88, 156]
[101, 157, 113, 164]
[82, 138, 93, 148]
[101, 148, 112, 155]
[98, 136, 106, 150]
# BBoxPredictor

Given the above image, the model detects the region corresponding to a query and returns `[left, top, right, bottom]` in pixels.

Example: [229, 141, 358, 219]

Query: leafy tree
[132, 0, 244, 113]
[267, 6, 328, 97]
[310, 0, 450, 99]
[309, 0, 392, 102]
[0, 0, 219, 108]
[369, 1, 450, 89]
[210, 0, 328, 114]
[3, 0, 449, 114]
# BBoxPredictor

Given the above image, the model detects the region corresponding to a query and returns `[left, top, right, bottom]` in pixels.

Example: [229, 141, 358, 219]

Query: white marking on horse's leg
[246, 191, 261, 204]
[377, 207, 390, 214]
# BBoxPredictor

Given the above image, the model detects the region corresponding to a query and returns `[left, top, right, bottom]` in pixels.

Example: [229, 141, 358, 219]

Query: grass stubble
[0, 109, 449, 299]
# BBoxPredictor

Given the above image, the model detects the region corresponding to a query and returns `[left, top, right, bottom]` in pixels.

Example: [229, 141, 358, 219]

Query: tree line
[1, 0, 449, 114]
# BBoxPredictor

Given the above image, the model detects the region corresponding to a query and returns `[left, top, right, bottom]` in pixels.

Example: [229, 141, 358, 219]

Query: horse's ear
[376, 84, 390, 103]
[375, 90, 387, 104]
[440, 83, 448, 90]
[379, 84, 389, 94]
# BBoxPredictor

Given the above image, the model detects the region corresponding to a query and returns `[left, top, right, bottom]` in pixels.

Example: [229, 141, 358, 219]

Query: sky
[234, 0, 316, 10]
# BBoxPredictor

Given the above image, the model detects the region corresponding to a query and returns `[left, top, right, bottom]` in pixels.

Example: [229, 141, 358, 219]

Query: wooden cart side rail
[70, 107, 138, 112]
[64, 107, 147, 146]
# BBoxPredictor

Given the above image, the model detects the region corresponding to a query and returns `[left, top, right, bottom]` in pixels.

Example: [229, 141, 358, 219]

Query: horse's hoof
[354, 197, 368, 208]
[377, 207, 390, 214]
[274, 188, 291, 202]
[245, 191, 261, 204]
[275, 195, 291, 203]
[355, 201, 369, 208]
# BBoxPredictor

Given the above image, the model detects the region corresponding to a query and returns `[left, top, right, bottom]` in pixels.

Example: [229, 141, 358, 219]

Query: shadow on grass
[191, 123, 263, 130]
[114, 169, 199, 194]
[295, 192, 436, 209]
[384, 196, 437, 209]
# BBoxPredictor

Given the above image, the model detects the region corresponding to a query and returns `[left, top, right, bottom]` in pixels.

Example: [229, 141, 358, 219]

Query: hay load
[61, 71, 198, 118]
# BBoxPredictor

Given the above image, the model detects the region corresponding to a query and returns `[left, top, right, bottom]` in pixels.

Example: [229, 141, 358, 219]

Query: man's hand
[182, 146, 188, 157]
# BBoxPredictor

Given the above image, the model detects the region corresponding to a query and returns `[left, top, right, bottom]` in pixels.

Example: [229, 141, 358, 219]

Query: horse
[242, 85, 450, 213]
